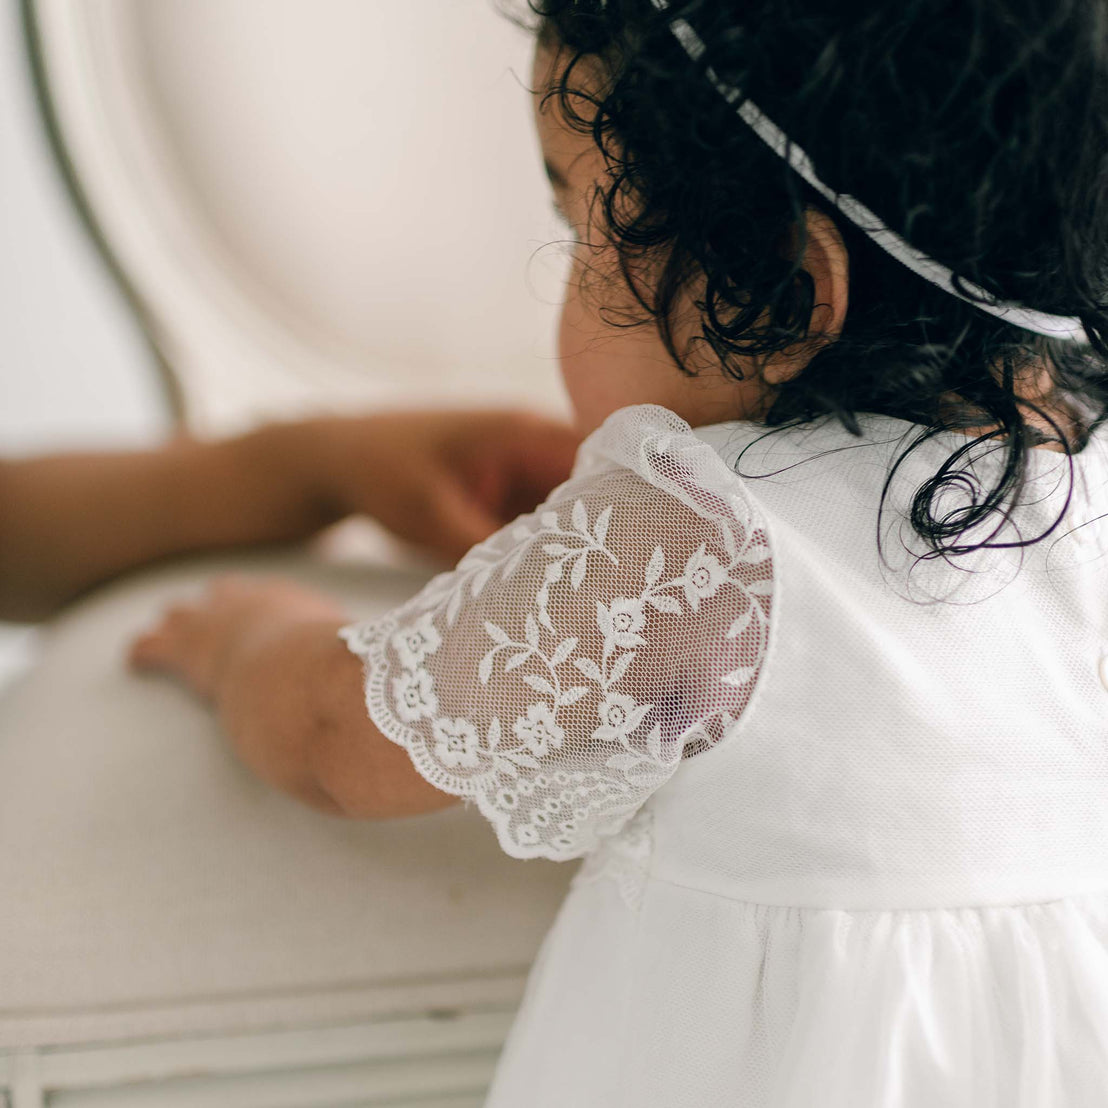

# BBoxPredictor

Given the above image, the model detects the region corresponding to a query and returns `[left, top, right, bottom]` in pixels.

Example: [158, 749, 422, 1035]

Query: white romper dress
[341, 402, 1108, 1107]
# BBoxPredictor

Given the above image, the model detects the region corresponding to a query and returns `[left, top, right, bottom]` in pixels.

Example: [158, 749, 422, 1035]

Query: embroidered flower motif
[392, 668, 438, 723]
[392, 613, 442, 670]
[512, 702, 566, 757]
[594, 692, 651, 742]
[598, 597, 647, 649]
[431, 716, 481, 769]
[682, 545, 726, 610]
[352, 437, 773, 864]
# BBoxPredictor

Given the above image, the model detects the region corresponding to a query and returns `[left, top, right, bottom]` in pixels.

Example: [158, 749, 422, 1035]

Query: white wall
[0, 0, 170, 682]
[0, 2, 168, 453]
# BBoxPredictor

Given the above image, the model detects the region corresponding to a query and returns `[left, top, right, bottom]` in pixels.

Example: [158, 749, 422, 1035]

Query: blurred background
[1, 0, 570, 684]
[0, 4, 577, 1102]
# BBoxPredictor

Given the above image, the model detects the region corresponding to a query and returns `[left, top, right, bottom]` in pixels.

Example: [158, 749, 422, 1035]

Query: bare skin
[0, 408, 580, 622]
[531, 46, 845, 434]
[127, 38, 1082, 823]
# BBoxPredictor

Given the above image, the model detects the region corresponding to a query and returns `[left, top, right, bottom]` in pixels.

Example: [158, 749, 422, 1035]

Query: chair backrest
[31, 0, 570, 434]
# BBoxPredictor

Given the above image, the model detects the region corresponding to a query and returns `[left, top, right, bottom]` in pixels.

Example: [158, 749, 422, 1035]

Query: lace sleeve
[340, 405, 774, 860]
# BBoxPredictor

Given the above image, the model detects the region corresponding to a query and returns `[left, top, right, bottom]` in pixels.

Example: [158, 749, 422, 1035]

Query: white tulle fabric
[340, 407, 772, 860]
[342, 404, 1108, 1106]
[483, 879, 1108, 1107]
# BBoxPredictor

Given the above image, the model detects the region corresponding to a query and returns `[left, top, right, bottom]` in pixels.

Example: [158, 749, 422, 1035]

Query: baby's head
[526, 0, 1108, 441]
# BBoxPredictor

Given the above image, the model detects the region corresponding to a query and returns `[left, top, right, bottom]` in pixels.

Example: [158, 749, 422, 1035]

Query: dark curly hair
[518, 0, 1108, 565]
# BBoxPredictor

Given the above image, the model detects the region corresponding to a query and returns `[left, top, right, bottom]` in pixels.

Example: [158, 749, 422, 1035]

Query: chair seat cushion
[0, 547, 571, 1048]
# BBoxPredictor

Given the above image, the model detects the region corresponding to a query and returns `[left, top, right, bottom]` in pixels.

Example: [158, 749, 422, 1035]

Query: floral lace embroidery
[341, 419, 773, 862]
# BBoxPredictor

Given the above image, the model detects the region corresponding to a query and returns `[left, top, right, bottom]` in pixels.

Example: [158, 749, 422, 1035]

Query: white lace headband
[597, 0, 1087, 342]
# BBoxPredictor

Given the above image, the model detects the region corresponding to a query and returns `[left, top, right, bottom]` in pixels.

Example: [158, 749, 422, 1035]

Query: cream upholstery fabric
[35, 0, 569, 433]
[0, 548, 570, 1047]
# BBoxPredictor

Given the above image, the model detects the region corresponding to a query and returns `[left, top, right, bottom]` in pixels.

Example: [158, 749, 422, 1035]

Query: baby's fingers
[128, 623, 179, 671]
[128, 605, 216, 697]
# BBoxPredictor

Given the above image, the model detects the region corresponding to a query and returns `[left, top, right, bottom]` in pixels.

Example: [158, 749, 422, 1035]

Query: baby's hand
[307, 409, 581, 562]
[129, 575, 345, 702]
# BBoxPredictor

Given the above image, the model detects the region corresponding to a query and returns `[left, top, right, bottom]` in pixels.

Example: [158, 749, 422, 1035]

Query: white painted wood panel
[3, 1010, 511, 1106]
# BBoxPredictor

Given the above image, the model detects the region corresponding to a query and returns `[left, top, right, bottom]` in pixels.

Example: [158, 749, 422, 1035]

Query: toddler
[132, 1, 1108, 1104]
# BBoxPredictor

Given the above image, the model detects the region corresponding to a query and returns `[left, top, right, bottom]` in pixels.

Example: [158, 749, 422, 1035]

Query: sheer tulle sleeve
[339, 405, 774, 860]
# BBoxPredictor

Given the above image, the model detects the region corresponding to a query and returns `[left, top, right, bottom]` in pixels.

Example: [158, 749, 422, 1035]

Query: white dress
[341, 402, 1108, 1106]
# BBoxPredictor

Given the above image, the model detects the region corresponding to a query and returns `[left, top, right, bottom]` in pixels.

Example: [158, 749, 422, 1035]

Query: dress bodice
[644, 410, 1108, 910]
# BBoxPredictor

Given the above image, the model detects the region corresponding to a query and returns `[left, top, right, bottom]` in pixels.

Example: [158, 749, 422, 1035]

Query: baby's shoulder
[542, 403, 764, 547]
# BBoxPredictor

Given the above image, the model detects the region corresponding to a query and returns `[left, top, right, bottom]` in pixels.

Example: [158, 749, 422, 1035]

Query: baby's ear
[800, 207, 850, 340]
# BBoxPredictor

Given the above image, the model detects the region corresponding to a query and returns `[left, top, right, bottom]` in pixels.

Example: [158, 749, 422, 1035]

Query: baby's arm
[129, 576, 451, 819]
[0, 410, 579, 622]
[127, 413, 774, 837]
[0, 425, 332, 622]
